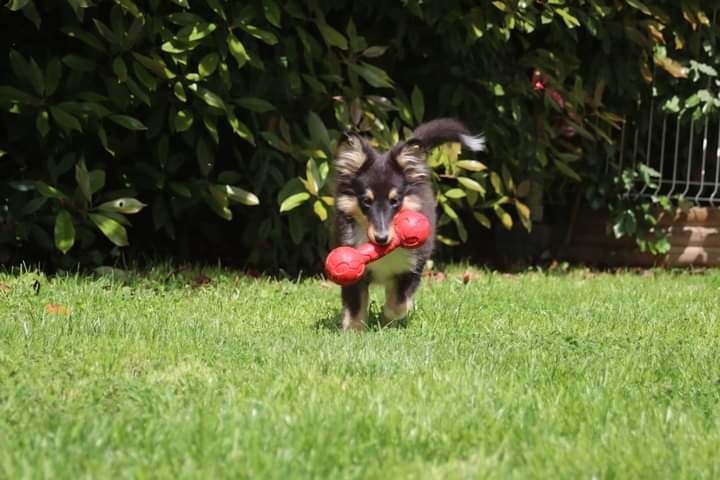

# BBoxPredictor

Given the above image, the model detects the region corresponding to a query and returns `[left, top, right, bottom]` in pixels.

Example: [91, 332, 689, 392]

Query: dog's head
[334, 133, 426, 246]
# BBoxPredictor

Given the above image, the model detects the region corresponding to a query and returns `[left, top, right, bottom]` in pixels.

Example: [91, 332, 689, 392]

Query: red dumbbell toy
[325, 210, 431, 286]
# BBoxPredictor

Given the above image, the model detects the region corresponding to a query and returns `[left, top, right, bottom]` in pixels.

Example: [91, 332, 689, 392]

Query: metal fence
[610, 105, 720, 206]
[609, 8, 719, 207]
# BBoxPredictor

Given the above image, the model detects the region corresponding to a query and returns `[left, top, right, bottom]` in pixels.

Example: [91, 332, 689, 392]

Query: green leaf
[262, 0, 281, 27]
[35, 110, 50, 137]
[225, 185, 260, 206]
[177, 22, 217, 42]
[96, 198, 147, 214]
[173, 81, 187, 102]
[12, 51, 44, 95]
[132, 53, 176, 80]
[116, 0, 142, 17]
[317, 22, 348, 50]
[132, 59, 168, 88]
[198, 52, 220, 77]
[613, 210, 637, 238]
[514, 199, 532, 231]
[280, 192, 310, 213]
[89, 169, 106, 194]
[556, 8, 580, 28]
[494, 205, 513, 230]
[62, 54, 96, 72]
[169, 181, 192, 198]
[444, 188, 466, 199]
[108, 114, 147, 131]
[6, 0, 31, 11]
[0, 85, 42, 105]
[75, 160, 92, 202]
[313, 199, 328, 221]
[206, 185, 232, 220]
[93, 19, 122, 46]
[239, 24, 279, 45]
[62, 26, 106, 53]
[411, 86, 424, 123]
[347, 62, 393, 88]
[196, 137, 214, 176]
[174, 109, 194, 132]
[205, 0, 227, 20]
[44, 58, 62, 96]
[50, 105, 82, 132]
[236, 97, 275, 113]
[625, 0, 651, 15]
[54, 209, 75, 254]
[227, 33, 250, 68]
[362, 46, 388, 58]
[226, 108, 255, 144]
[457, 160, 487, 172]
[307, 111, 330, 148]
[490, 171, 504, 194]
[98, 127, 114, 156]
[21, 196, 48, 215]
[35, 181, 67, 199]
[171, 0, 190, 8]
[195, 86, 225, 110]
[473, 212, 492, 229]
[89, 213, 129, 246]
[554, 159, 582, 182]
[113, 56, 128, 82]
[305, 158, 320, 195]
[516, 180, 531, 198]
[458, 176, 485, 195]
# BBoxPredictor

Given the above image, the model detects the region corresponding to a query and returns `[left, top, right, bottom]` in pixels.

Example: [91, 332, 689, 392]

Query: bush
[1, 0, 717, 271]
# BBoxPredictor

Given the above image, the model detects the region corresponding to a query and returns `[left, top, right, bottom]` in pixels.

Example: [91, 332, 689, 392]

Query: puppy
[332, 118, 485, 330]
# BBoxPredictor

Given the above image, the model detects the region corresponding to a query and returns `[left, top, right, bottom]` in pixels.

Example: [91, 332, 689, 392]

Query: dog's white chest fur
[354, 230, 413, 283]
[366, 248, 414, 282]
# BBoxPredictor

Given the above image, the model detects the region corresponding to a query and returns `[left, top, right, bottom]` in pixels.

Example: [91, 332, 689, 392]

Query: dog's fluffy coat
[332, 118, 485, 330]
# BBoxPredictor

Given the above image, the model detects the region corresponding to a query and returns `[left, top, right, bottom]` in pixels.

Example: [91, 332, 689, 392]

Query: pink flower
[532, 70, 547, 91]
[547, 88, 565, 109]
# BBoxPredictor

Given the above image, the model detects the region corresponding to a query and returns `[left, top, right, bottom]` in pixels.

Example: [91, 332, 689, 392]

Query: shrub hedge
[1, 0, 717, 271]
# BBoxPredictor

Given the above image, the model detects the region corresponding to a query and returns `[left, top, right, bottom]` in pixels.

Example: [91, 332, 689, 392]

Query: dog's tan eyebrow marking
[388, 188, 398, 200]
[365, 189, 374, 201]
[402, 194, 422, 211]
[336, 195, 359, 214]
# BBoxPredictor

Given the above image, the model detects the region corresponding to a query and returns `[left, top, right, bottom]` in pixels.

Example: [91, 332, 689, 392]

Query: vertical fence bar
[710, 121, 720, 206]
[668, 117, 681, 197]
[640, 101, 655, 195]
[654, 116, 668, 196]
[681, 119, 695, 198]
[694, 117, 710, 203]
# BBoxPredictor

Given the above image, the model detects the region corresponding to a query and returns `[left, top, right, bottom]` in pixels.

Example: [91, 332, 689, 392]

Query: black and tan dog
[332, 118, 485, 330]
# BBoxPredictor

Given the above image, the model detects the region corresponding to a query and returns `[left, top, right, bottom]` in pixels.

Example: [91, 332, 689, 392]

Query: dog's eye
[389, 197, 400, 208]
[361, 197, 372, 208]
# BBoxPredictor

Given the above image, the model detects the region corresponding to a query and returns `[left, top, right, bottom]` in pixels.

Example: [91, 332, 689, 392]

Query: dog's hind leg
[341, 281, 369, 331]
[382, 272, 421, 327]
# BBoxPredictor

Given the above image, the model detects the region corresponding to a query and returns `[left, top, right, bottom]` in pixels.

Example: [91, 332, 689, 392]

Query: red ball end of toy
[325, 246, 366, 286]
[393, 210, 431, 249]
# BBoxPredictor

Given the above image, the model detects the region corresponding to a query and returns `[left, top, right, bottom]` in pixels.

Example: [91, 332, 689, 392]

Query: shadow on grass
[312, 303, 410, 332]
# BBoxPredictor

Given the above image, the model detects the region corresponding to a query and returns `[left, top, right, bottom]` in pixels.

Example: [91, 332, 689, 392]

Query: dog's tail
[409, 118, 485, 152]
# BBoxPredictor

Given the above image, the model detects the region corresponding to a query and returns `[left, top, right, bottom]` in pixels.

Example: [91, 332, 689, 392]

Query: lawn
[1, 265, 719, 479]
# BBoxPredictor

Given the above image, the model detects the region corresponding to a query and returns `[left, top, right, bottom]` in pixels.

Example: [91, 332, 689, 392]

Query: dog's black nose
[374, 233, 389, 245]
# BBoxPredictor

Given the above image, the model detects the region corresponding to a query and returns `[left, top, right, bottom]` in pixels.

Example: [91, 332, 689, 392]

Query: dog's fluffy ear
[394, 141, 430, 182]
[334, 133, 368, 177]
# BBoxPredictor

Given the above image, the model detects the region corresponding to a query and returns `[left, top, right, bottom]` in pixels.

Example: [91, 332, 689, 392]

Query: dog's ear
[334, 132, 368, 177]
[393, 140, 430, 182]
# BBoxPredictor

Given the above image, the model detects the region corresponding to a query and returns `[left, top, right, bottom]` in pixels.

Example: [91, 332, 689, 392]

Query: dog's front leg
[341, 281, 369, 331]
[382, 272, 420, 327]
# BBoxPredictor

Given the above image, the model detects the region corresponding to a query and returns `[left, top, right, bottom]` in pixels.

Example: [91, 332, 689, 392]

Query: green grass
[1, 266, 720, 479]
